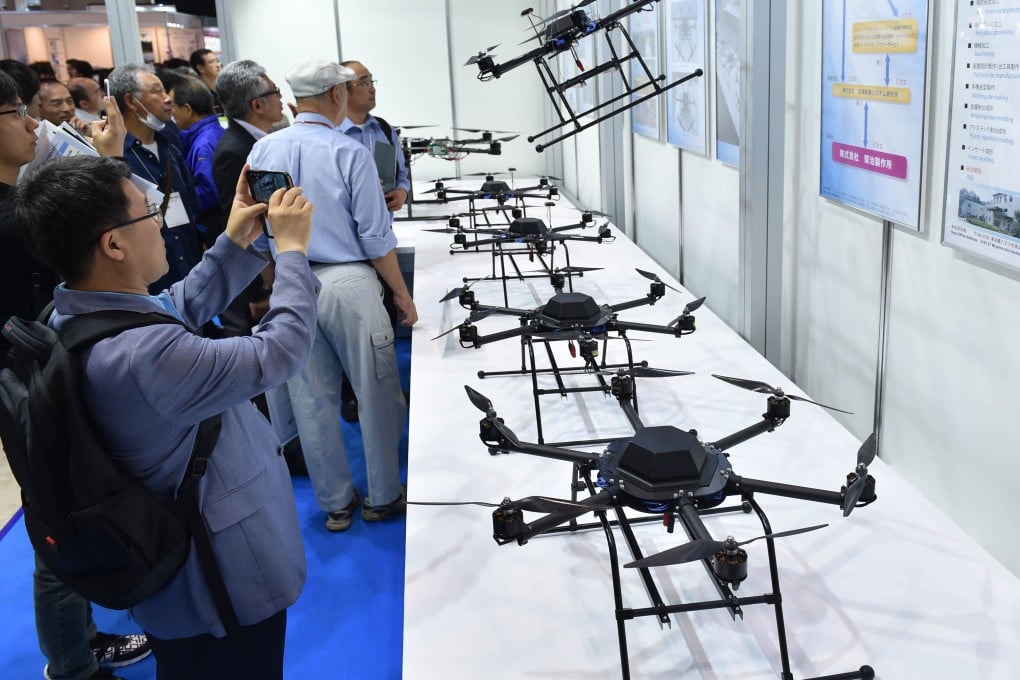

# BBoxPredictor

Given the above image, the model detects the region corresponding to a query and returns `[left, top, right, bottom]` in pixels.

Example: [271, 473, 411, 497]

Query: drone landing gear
[476, 332, 638, 444]
[545, 476, 874, 680]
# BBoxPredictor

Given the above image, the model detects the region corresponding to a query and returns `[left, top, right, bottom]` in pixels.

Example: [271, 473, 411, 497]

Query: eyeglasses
[0, 104, 28, 120]
[350, 78, 377, 88]
[251, 88, 281, 103]
[106, 203, 163, 233]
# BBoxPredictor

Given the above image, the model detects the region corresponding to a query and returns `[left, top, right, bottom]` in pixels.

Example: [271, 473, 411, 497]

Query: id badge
[164, 192, 190, 228]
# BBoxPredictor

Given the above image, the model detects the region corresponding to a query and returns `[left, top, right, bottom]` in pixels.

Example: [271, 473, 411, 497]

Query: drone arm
[710, 400, 791, 451]
[472, 325, 530, 347]
[727, 475, 844, 507]
[613, 319, 687, 337]
[608, 295, 661, 313]
[516, 488, 616, 544]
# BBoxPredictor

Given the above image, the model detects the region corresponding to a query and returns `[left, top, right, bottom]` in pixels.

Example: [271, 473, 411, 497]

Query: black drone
[434, 269, 704, 444]
[434, 380, 878, 680]
[426, 206, 614, 306]
[402, 127, 519, 161]
[466, 0, 704, 150]
[423, 171, 560, 206]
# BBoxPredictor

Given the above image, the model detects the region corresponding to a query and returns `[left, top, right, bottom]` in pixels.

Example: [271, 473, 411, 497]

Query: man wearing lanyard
[247, 59, 417, 532]
[107, 63, 202, 293]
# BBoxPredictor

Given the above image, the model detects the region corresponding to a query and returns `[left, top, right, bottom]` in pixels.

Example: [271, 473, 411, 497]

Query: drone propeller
[430, 309, 496, 340]
[409, 495, 610, 514]
[520, 265, 603, 275]
[598, 366, 695, 379]
[453, 129, 518, 136]
[711, 374, 854, 415]
[635, 268, 681, 293]
[625, 523, 829, 569]
[465, 44, 500, 66]
[667, 297, 707, 328]
[464, 385, 521, 448]
[842, 432, 878, 517]
[394, 124, 437, 130]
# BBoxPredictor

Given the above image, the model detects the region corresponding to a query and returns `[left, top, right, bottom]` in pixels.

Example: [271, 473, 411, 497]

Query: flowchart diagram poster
[820, 0, 930, 229]
[942, 0, 1020, 272]
[665, 0, 708, 155]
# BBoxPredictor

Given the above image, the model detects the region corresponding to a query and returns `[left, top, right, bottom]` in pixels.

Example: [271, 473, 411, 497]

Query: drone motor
[492, 499, 525, 544]
[712, 539, 749, 588]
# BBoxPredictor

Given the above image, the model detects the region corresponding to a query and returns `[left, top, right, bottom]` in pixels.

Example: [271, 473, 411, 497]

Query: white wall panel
[222, 0, 338, 106]
[632, 135, 680, 279]
[680, 152, 739, 327]
[573, 124, 602, 211]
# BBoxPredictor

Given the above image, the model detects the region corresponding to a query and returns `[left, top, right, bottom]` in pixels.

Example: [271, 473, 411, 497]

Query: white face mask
[134, 101, 166, 132]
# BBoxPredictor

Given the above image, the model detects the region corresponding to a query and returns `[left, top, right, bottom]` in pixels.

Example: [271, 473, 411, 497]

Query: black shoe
[325, 488, 362, 532]
[361, 485, 407, 522]
[89, 632, 151, 669]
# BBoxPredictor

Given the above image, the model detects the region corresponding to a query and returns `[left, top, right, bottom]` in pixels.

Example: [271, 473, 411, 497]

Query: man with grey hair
[107, 62, 202, 292]
[248, 59, 416, 532]
[212, 60, 284, 222]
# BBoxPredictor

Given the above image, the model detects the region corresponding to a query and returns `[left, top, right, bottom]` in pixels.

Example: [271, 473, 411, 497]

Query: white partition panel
[632, 135, 680, 279]
[573, 123, 602, 211]
[879, 3, 1020, 577]
[220, 0, 338, 106]
[680, 151, 740, 328]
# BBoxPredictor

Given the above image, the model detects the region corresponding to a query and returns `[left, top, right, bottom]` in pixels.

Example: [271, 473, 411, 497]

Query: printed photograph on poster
[665, 0, 708, 155]
[942, 0, 1020, 272]
[714, 0, 740, 166]
[630, 3, 661, 140]
[819, 0, 929, 230]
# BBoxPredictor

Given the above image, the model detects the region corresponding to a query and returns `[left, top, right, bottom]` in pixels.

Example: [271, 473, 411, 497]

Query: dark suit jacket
[212, 119, 258, 220]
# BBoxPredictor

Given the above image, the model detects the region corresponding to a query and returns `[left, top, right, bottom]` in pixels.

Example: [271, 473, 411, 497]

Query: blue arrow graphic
[841, 0, 847, 81]
[863, 103, 870, 147]
[885, 54, 891, 86]
[886, 0, 899, 17]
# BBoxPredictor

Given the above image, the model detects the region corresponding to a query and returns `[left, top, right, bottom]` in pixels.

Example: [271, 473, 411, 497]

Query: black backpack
[0, 308, 241, 637]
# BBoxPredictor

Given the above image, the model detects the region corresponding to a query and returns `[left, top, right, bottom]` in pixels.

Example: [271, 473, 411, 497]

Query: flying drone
[419, 380, 878, 680]
[433, 269, 704, 443]
[465, 0, 704, 151]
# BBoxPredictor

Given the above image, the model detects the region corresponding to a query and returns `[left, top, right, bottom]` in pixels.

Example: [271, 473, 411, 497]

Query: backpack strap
[61, 309, 242, 642]
[374, 115, 394, 146]
[177, 414, 244, 644]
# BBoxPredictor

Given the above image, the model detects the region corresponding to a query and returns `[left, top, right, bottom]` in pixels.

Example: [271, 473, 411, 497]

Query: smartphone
[246, 170, 294, 204]
[104, 79, 111, 97]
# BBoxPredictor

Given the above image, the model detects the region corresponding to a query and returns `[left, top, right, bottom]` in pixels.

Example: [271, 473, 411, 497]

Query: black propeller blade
[463, 385, 520, 448]
[711, 374, 854, 415]
[464, 45, 500, 66]
[625, 524, 829, 569]
[430, 309, 496, 340]
[598, 367, 695, 379]
[684, 296, 706, 314]
[843, 433, 878, 517]
[635, 268, 681, 293]
[409, 495, 610, 513]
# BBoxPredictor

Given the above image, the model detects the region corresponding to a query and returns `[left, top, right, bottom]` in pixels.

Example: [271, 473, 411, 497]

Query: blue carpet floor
[0, 339, 410, 680]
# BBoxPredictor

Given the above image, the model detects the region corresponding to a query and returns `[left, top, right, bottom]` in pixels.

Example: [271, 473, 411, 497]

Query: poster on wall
[665, 0, 709, 155]
[819, 0, 930, 230]
[714, 0, 740, 166]
[630, 2, 661, 139]
[942, 0, 1020, 272]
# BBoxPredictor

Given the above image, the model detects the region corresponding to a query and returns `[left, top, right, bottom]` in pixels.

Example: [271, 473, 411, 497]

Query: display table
[399, 184, 1020, 678]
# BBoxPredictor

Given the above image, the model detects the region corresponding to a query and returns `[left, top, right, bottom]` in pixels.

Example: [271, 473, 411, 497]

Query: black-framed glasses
[0, 104, 28, 120]
[250, 88, 281, 103]
[106, 203, 163, 233]
[351, 78, 377, 88]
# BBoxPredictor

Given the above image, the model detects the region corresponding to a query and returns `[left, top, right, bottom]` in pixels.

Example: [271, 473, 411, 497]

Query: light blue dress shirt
[246, 112, 395, 263]
[338, 114, 411, 193]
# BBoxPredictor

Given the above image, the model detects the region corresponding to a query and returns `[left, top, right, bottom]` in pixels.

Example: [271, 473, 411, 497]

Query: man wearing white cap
[247, 59, 417, 532]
